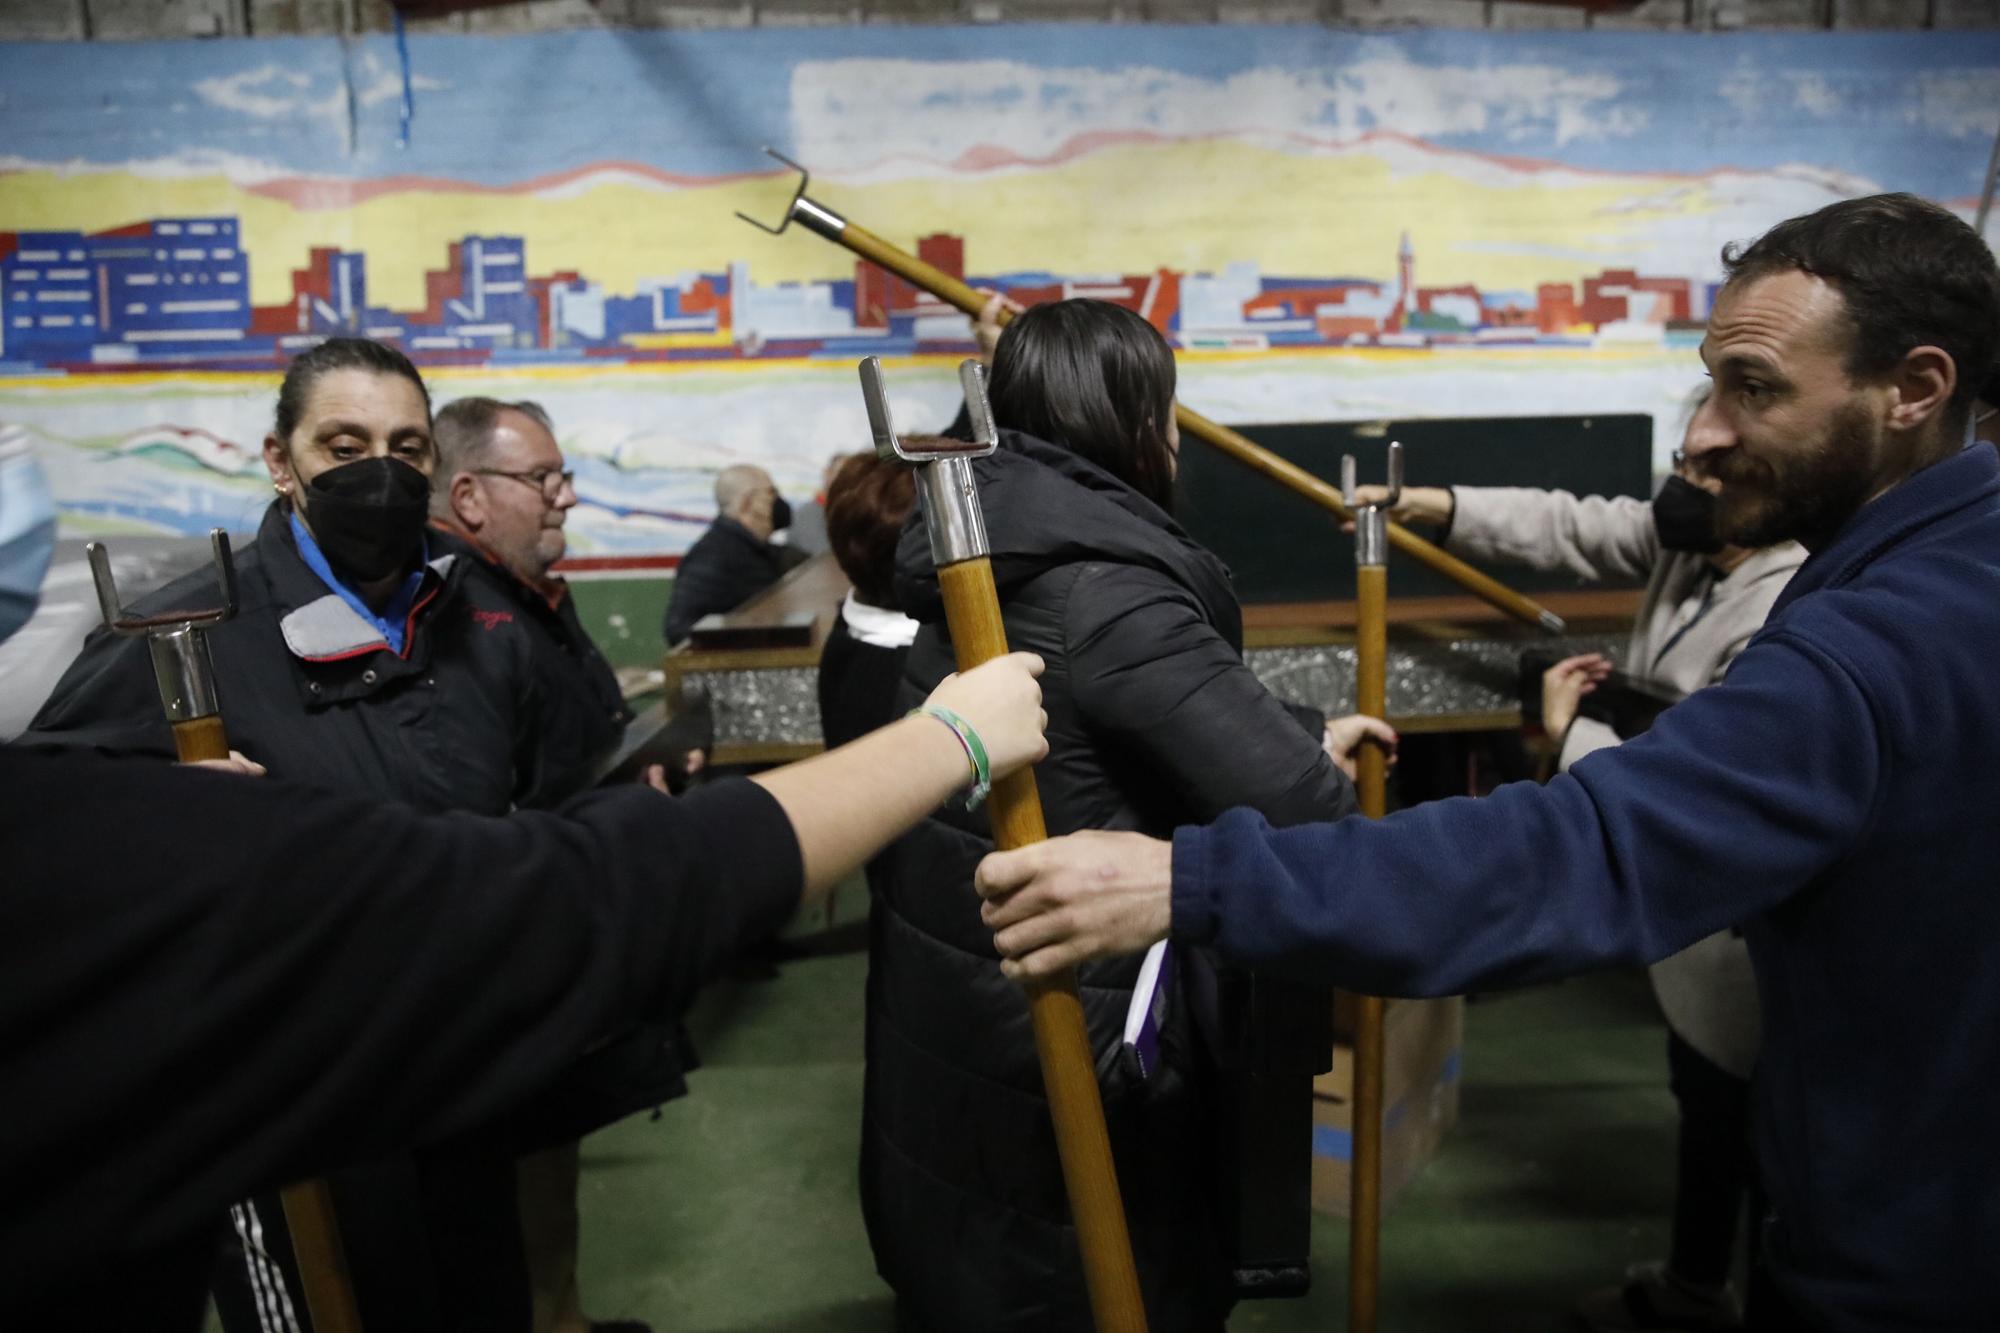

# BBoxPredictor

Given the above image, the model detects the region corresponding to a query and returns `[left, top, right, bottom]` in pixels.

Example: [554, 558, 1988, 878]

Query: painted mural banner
[1, 26, 1996, 553]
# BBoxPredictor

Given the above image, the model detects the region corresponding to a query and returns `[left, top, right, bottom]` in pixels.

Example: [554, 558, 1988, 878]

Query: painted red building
[855, 232, 966, 329]
[249, 245, 366, 336]
[1537, 281, 1582, 334]
[1581, 269, 1693, 325]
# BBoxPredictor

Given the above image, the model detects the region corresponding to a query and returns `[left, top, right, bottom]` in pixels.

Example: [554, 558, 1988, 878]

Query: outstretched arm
[981, 628, 1876, 994]
[755, 651, 1047, 898]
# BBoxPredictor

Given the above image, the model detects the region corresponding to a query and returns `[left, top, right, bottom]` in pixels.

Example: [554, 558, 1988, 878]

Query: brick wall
[6, 0, 1995, 41]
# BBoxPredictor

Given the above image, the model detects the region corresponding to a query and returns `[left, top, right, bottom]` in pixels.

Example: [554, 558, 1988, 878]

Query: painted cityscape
[0, 214, 1713, 373]
[3, 25, 1996, 551]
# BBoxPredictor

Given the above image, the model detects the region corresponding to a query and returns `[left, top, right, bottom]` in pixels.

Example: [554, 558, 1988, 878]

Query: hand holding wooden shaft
[1340, 448, 1400, 1333]
[860, 357, 1149, 1333]
[87, 535, 367, 1333]
[740, 149, 1563, 634]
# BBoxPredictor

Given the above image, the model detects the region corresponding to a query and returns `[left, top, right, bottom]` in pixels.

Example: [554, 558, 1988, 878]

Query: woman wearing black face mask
[1353, 388, 1806, 1333]
[24, 338, 569, 1333]
[864, 299, 1391, 1332]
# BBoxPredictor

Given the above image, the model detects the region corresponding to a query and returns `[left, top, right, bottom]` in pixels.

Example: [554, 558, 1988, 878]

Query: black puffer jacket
[864, 431, 1356, 1331]
[25, 502, 555, 1331]
[27, 500, 539, 814]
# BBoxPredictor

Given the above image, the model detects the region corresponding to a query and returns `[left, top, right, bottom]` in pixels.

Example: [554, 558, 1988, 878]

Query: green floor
[570, 888, 1680, 1332]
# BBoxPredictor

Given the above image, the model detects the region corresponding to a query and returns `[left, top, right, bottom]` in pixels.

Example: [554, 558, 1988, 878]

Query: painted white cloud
[351, 51, 449, 108]
[193, 64, 324, 120]
[1719, 61, 1843, 123]
[0, 148, 303, 184]
[1790, 73, 1838, 118]
[192, 52, 447, 129]
[789, 43, 1645, 175]
[1716, 59, 1762, 121]
[1907, 69, 2000, 139]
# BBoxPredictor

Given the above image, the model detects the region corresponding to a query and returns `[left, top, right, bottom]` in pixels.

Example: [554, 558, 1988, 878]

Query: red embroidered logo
[472, 609, 514, 631]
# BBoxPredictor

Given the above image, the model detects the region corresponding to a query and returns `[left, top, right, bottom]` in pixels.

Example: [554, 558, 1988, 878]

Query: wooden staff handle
[170, 714, 366, 1333]
[280, 1181, 366, 1333]
[936, 558, 1150, 1333]
[169, 715, 231, 764]
[1354, 565, 1390, 823]
[836, 223, 1563, 633]
[1346, 561, 1390, 1333]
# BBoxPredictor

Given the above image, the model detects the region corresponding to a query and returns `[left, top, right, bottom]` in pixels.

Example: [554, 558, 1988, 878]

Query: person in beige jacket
[1358, 430, 1804, 1333]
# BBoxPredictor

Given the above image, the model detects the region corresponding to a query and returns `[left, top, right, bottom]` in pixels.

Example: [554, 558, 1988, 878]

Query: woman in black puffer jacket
[862, 300, 1387, 1331]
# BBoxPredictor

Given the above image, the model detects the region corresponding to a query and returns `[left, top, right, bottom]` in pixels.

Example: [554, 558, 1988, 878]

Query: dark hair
[274, 337, 431, 443]
[433, 396, 553, 476]
[1721, 193, 2000, 433]
[825, 450, 917, 609]
[987, 299, 1178, 510]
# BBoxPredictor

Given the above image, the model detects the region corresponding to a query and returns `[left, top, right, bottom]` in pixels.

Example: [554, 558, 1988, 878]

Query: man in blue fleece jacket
[975, 193, 2000, 1333]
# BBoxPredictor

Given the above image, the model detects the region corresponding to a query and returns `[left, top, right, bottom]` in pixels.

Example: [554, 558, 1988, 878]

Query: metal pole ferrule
[1357, 509, 1388, 570]
[148, 624, 221, 723]
[920, 456, 989, 567]
[791, 196, 847, 240]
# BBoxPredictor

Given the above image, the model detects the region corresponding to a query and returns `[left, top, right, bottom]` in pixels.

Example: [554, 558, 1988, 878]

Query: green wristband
[910, 703, 992, 809]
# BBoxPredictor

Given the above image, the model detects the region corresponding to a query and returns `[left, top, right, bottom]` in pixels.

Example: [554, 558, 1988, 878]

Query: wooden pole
[167, 714, 231, 764]
[1347, 558, 1390, 1333]
[167, 739, 367, 1332]
[935, 559, 1150, 1333]
[275, 1181, 366, 1333]
[859, 356, 1150, 1332]
[830, 221, 1563, 633]
[167, 703, 368, 1333]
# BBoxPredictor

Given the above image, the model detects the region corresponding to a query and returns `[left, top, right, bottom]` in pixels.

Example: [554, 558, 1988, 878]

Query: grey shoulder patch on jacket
[276, 554, 454, 661]
[279, 594, 388, 660]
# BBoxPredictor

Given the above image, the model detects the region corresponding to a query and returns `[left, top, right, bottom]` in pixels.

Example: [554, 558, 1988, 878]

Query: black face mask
[302, 457, 432, 583]
[1653, 474, 1724, 554]
[768, 495, 793, 533]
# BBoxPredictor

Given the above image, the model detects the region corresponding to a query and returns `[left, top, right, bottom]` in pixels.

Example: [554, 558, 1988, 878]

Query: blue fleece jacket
[1172, 443, 2000, 1332]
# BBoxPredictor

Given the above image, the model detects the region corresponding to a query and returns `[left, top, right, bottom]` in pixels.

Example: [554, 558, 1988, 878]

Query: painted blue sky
[1, 27, 1997, 199]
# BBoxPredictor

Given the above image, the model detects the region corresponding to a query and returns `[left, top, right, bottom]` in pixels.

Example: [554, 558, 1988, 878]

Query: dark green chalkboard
[1174, 414, 1655, 605]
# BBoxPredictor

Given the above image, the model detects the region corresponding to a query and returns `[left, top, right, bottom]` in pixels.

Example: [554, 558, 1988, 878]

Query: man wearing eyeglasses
[432, 399, 624, 799]
[435, 401, 575, 585]
[431, 395, 674, 1333]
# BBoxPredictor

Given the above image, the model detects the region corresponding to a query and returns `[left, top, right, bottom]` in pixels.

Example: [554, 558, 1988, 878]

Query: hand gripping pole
[1338, 445, 1402, 1333]
[87, 533, 366, 1333]
[860, 357, 1150, 1333]
[739, 148, 1563, 634]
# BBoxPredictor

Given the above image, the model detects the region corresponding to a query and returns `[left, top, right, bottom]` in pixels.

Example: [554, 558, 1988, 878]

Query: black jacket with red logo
[27, 500, 543, 815]
[437, 523, 632, 812]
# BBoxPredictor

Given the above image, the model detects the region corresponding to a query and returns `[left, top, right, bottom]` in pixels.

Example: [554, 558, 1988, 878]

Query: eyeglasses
[477, 467, 575, 501]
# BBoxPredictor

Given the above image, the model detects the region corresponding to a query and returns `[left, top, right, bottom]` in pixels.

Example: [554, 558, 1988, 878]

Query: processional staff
[87, 533, 366, 1333]
[1339, 444, 1401, 1333]
[858, 356, 1150, 1333]
[736, 147, 1565, 635]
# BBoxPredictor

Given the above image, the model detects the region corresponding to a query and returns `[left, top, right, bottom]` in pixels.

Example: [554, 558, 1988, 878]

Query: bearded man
[975, 193, 2000, 1333]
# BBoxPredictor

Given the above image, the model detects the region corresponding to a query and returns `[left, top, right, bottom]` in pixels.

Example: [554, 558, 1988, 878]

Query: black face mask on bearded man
[301, 457, 433, 583]
[1652, 474, 1725, 555]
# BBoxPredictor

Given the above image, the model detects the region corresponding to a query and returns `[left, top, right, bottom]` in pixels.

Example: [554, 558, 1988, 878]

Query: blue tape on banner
[394, 11, 414, 149]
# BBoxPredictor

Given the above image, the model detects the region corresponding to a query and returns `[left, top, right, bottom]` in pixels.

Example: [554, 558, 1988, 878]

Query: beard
[1706, 398, 1882, 551]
